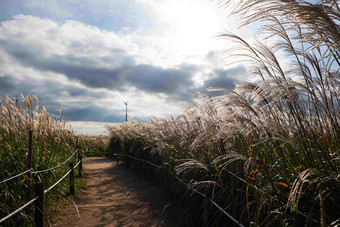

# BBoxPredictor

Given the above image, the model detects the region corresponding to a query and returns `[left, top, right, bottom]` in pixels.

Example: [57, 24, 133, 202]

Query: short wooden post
[155, 153, 160, 175]
[75, 137, 78, 163]
[142, 159, 145, 174]
[34, 182, 44, 227]
[126, 151, 129, 168]
[27, 130, 33, 201]
[69, 162, 74, 195]
[78, 154, 83, 177]
[157, 152, 160, 165]
[203, 186, 209, 227]
[142, 151, 145, 174]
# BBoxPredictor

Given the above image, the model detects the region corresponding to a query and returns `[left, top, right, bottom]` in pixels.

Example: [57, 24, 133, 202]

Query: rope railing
[162, 161, 245, 227]
[1, 150, 78, 185]
[145, 160, 163, 169]
[74, 160, 81, 169]
[127, 155, 144, 162]
[44, 158, 82, 195]
[120, 152, 318, 226]
[32, 150, 78, 174]
[0, 154, 83, 225]
[0, 196, 39, 224]
[0, 132, 83, 226]
[216, 166, 318, 224]
[208, 197, 245, 227]
[186, 183, 245, 227]
[44, 169, 72, 194]
[120, 153, 245, 227]
[0, 168, 33, 185]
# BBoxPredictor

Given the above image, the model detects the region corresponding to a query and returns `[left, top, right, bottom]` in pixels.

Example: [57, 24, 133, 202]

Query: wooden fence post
[75, 137, 78, 164]
[204, 186, 209, 227]
[126, 150, 129, 168]
[142, 159, 145, 174]
[69, 162, 74, 195]
[78, 154, 82, 177]
[34, 182, 44, 227]
[27, 130, 33, 201]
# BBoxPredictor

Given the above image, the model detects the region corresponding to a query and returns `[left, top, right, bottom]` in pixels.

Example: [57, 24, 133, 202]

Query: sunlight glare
[151, 1, 223, 55]
[173, 2, 221, 54]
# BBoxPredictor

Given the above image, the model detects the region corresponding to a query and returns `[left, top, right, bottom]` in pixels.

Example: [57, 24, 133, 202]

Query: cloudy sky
[0, 0, 250, 135]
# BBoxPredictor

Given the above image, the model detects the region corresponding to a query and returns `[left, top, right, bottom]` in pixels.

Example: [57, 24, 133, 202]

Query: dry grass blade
[287, 168, 317, 212]
[175, 159, 208, 175]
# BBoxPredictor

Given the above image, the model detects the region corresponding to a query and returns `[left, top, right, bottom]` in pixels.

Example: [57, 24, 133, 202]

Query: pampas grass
[107, 1, 340, 225]
[0, 94, 77, 226]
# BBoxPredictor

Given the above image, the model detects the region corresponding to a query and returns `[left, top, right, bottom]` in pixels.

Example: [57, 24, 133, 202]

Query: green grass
[0, 95, 95, 226]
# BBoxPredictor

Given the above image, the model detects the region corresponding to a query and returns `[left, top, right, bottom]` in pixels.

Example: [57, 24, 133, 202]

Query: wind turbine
[124, 101, 128, 122]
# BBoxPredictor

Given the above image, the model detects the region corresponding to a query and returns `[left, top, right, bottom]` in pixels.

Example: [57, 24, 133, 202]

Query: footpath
[53, 157, 177, 227]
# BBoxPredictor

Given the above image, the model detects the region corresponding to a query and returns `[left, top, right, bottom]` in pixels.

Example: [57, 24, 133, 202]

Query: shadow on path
[53, 157, 177, 227]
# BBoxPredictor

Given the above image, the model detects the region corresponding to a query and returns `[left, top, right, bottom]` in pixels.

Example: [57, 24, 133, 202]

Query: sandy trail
[53, 157, 176, 227]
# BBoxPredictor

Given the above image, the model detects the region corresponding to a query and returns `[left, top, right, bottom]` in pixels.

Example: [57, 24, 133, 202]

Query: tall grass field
[0, 94, 79, 226]
[107, 1, 340, 226]
[1, 0, 339, 226]
[0, 95, 109, 226]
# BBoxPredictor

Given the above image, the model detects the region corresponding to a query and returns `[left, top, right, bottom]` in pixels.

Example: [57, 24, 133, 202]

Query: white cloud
[0, 1, 253, 134]
[68, 121, 112, 135]
[0, 2, 250, 74]
[0, 14, 139, 58]
[0, 14, 192, 123]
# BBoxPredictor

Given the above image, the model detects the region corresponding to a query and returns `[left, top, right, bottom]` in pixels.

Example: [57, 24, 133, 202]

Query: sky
[0, 0, 251, 135]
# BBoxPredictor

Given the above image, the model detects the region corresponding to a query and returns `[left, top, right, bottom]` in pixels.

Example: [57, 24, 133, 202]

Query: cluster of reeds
[107, 1, 339, 226]
[0, 94, 78, 226]
[78, 135, 110, 157]
[0, 94, 73, 139]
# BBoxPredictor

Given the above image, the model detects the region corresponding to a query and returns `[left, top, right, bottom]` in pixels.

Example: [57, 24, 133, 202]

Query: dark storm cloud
[0, 76, 16, 94]
[165, 65, 246, 102]
[63, 106, 123, 122]
[125, 64, 195, 94]
[66, 86, 105, 98]
[0, 75, 61, 115]
[0, 74, 108, 121]
[0, 38, 245, 123]
[0, 40, 196, 95]
[0, 40, 130, 89]
[203, 66, 246, 89]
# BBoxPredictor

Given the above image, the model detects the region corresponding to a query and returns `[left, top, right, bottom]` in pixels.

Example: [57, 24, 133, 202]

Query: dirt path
[53, 157, 176, 227]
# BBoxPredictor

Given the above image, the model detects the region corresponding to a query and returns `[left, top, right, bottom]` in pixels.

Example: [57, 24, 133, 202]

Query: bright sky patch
[0, 0, 248, 134]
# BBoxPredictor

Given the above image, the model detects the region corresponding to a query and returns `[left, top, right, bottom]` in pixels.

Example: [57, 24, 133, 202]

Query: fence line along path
[53, 157, 177, 227]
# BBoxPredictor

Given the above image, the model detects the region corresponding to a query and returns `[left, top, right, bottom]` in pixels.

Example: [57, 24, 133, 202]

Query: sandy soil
[52, 157, 177, 227]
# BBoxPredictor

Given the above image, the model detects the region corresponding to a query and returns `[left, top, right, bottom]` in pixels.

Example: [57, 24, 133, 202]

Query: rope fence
[44, 169, 72, 194]
[221, 167, 318, 224]
[0, 196, 39, 224]
[0, 159, 82, 226]
[32, 150, 78, 174]
[118, 152, 317, 226]
[0, 131, 83, 227]
[74, 160, 81, 169]
[119, 153, 245, 227]
[0, 150, 78, 185]
[0, 168, 33, 185]
[145, 160, 163, 169]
